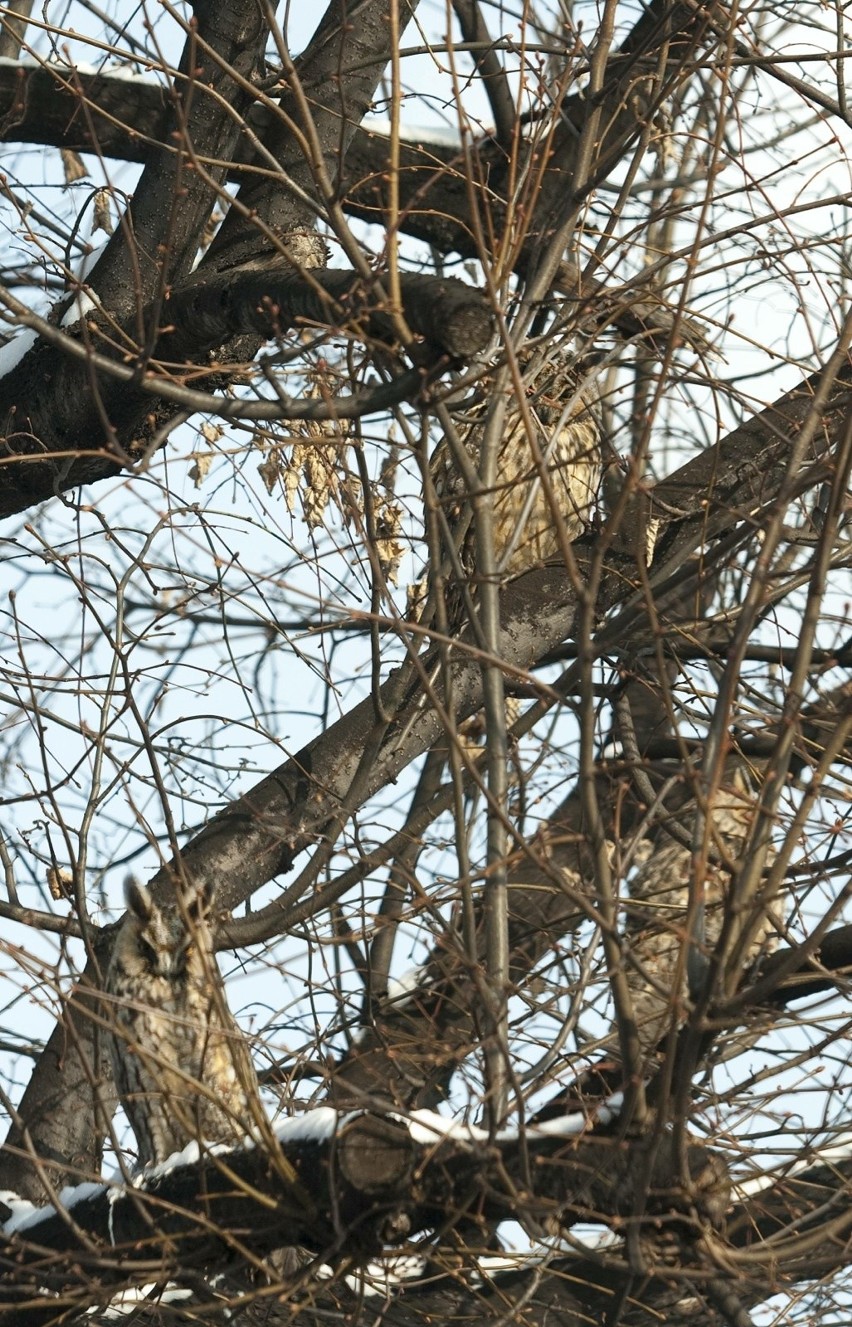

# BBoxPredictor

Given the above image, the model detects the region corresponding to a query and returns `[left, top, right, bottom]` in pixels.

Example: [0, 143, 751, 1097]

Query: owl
[421, 351, 602, 778]
[104, 878, 261, 1168]
[430, 351, 603, 594]
[623, 766, 779, 1057]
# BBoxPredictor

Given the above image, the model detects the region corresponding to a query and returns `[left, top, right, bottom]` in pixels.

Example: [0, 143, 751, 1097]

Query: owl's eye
[137, 935, 159, 966]
[173, 939, 194, 973]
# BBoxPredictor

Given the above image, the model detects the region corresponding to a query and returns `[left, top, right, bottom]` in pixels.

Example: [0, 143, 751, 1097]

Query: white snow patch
[136, 1137, 243, 1183]
[57, 1181, 105, 1208]
[3, 1180, 106, 1235]
[104, 1112, 343, 1193]
[0, 1191, 38, 1233]
[142, 1138, 203, 1180]
[733, 1131, 852, 1200]
[97, 62, 161, 85]
[518, 1112, 589, 1140]
[0, 326, 38, 377]
[275, 1108, 341, 1143]
[50, 59, 100, 76]
[90, 1283, 193, 1320]
[0, 243, 106, 367]
[60, 244, 107, 326]
[406, 1109, 490, 1145]
[470, 1251, 529, 1275]
[0, 55, 161, 85]
[803, 1133, 852, 1167]
[386, 964, 428, 1007]
[527, 1093, 625, 1139]
[60, 291, 98, 327]
[4, 1090, 628, 1238]
[404, 1093, 624, 1146]
[344, 1254, 427, 1296]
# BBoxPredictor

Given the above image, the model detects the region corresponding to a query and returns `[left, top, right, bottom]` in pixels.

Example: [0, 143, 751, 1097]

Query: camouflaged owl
[105, 878, 260, 1168]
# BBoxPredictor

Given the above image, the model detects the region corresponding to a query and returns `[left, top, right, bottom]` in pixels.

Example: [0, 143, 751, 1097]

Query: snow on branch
[0, 1103, 729, 1324]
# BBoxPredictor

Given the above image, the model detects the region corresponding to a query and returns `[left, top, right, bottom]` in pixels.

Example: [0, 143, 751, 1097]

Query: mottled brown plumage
[624, 767, 778, 1055]
[105, 879, 260, 1168]
[431, 353, 602, 589]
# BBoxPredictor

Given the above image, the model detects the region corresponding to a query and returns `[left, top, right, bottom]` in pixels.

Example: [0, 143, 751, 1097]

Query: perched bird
[623, 766, 778, 1057]
[420, 347, 604, 797]
[104, 878, 260, 1168]
[430, 349, 603, 595]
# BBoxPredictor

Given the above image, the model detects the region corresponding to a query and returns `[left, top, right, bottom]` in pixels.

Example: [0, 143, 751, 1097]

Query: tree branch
[0, 1104, 729, 1326]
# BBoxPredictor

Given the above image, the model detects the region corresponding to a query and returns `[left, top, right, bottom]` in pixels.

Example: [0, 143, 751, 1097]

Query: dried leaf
[258, 449, 283, 496]
[92, 190, 114, 235]
[46, 867, 73, 901]
[60, 149, 88, 185]
[372, 495, 404, 585]
[188, 451, 214, 487]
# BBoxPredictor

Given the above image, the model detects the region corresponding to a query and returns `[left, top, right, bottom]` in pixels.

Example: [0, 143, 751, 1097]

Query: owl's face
[109, 878, 214, 985]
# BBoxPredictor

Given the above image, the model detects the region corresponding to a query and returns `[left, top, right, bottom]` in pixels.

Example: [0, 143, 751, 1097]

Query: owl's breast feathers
[624, 769, 778, 1055]
[431, 357, 603, 582]
[105, 881, 260, 1168]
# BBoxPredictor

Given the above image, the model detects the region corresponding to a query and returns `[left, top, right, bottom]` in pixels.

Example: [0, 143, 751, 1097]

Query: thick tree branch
[0, 267, 492, 517]
[0, 0, 428, 515]
[205, 0, 421, 273]
[2, 69, 697, 341]
[163, 266, 494, 361]
[69, 3, 268, 324]
[4, 1092, 849, 1327]
[0, 1106, 729, 1326]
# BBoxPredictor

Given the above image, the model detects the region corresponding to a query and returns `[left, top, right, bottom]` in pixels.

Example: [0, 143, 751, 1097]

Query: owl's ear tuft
[125, 877, 154, 923]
